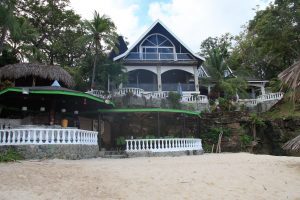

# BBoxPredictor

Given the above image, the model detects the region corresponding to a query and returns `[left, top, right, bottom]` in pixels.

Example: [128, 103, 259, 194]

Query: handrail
[125, 138, 203, 152]
[0, 128, 98, 145]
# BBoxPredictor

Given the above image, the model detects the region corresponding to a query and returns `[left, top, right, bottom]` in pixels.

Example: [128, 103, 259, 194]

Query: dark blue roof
[109, 36, 128, 60]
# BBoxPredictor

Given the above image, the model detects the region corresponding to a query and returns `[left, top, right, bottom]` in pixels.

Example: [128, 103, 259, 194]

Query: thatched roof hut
[282, 135, 300, 152]
[0, 63, 75, 88]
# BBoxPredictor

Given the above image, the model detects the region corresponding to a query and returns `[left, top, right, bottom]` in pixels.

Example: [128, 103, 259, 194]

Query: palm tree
[278, 59, 300, 103]
[0, 0, 19, 55]
[85, 11, 118, 89]
[204, 48, 247, 99]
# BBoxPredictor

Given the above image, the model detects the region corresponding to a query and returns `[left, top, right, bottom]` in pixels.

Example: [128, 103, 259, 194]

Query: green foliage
[0, 148, 23, 162]
[230, 0, 300, 79]
[202, 127, 232, 144]
[116, 136, 126, 146]
[240, 134, 253, 148]
[249, 113, 265, 127]
[145, 135, 155, 139]
[167, 92, 181, 109]
[199, 33, 234, 59]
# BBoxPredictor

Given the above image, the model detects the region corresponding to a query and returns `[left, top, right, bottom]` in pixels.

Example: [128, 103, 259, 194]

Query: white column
[157, 66, 162, 92]
[207, 85, 211, 95]
[260, 85, 265, 95]
[193, 66, 199, 92]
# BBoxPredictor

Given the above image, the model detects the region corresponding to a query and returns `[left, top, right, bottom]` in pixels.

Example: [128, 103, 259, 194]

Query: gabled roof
[113, 19, 205, 62]
[108, 36, 128, 60]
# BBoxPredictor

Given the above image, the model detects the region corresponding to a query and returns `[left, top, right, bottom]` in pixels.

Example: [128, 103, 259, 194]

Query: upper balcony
[123, 52, 198, 65]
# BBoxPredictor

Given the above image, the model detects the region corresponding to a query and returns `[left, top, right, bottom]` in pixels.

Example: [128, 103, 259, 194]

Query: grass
[0, 148, 23, 162]
[262, 100, 300, 120]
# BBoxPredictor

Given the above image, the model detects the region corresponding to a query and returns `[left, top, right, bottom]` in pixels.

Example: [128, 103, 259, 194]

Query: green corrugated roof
[0, 87, 115, 107]
[99, 108, 201, 117]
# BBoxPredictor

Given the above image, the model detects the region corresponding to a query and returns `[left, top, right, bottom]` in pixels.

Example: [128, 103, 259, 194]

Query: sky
[70, 0, 273, 52]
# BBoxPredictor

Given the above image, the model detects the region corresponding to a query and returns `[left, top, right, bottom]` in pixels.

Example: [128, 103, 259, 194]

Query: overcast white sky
[70, 0, 272, 52]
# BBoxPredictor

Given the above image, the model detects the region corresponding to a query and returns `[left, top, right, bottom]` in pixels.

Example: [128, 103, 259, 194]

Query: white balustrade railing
[142, 91, 169, 99]
[0, 128, 98, 145]
[238, 92, 284, 107]
[181, 94, 208, 103]
[125, 138, 203, 152]
[114, 88, 145, 97]
[86, 90, 111, 99]
[238, 99, 258, 107]
[257, 92, 284, 102]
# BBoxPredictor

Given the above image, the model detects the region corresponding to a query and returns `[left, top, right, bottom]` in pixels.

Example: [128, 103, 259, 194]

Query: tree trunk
[0, 26, 8, 55]
[91, 52, 98, 90]
[252, 124, 257, 141]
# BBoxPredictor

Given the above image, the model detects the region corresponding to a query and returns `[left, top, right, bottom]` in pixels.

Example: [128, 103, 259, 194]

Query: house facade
[112, 20, 205, 101]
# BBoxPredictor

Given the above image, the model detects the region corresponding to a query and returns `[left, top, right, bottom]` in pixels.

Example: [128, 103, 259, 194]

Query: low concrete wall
[0, 145, 99, 160]
[126, 150, 204, 158]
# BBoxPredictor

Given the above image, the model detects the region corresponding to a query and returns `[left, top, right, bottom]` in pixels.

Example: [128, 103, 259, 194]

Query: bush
[202, 127, 232, 144]
[0, 148, 23, 162]
[240, 134, 252, 148]
[167, 92, 181, 109]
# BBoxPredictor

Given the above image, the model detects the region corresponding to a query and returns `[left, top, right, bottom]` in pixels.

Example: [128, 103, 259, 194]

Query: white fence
[257, 92, 284, 102]
[0, 128, 98, 145]
[86, 90, 111, 99]
[125, 138, 203, 152]
[114, 88, 145, 97]
[181, 94, 209, 103]
[238, 92, 283, 107]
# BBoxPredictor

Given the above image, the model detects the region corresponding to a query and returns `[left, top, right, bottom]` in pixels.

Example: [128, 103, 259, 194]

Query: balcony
[162, 83, 195, 91]
[125, 52, 194, 61]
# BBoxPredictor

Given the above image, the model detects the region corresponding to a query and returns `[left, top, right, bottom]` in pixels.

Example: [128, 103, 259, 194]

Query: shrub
[240, 134, 252, 148]
[0, 148, 23, 162]
[167, 92, 181, 109]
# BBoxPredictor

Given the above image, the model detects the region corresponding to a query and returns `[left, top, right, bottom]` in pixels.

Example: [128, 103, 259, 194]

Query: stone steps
[100, 151, 128, 159]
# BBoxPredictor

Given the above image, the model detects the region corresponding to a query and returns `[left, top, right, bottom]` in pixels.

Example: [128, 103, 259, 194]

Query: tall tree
[0, 0, 19, 55]
[230, 0, 300, 79]
[84, 11, 118, 89]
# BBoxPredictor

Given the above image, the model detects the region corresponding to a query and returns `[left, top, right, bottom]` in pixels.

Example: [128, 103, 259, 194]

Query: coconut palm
[203, 48, 247, 99]
[84, 11, 118, 89]
[278, 59, 300, 103]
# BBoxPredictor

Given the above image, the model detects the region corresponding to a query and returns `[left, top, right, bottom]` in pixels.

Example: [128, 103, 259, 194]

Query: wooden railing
[0, 128, 98, 145]
[125, 138, 203, 152]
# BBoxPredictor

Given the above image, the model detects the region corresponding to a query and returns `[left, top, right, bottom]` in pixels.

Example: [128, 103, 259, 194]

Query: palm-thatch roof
[282, 135, 300, 152]
[278, 60, 300, 101]
[0, 63, 75, 88]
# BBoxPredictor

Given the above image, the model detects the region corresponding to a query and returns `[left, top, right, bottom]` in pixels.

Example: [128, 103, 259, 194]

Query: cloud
[148, 0, 273, 51]
[70, 0, 147, 45]
[70, 0, 272, 52]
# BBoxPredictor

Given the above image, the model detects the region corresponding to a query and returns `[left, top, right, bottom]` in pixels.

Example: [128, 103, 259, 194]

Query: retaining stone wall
[0, 145, 99, 160]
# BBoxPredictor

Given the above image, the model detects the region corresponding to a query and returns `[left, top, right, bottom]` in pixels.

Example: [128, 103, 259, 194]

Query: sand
[0, 153, 299, 200]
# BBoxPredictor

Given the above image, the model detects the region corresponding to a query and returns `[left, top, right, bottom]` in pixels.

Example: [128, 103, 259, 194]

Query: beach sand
[0, 153, 299, 200]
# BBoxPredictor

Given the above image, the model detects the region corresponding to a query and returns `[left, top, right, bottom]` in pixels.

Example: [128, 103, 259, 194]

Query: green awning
[0, 87, 115, 107]
[99, 108, 201, 117]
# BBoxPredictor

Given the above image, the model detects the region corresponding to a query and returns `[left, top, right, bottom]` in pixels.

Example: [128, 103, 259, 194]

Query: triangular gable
[113, 19, 205, 62]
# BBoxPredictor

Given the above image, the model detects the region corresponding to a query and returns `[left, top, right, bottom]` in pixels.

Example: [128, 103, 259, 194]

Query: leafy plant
[116, 136, 126, 146]
[240, 134, 253, 148]
[202, 127, 232, 144]
[0, 148, 23, 162]
[167, 92, 181, 109]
